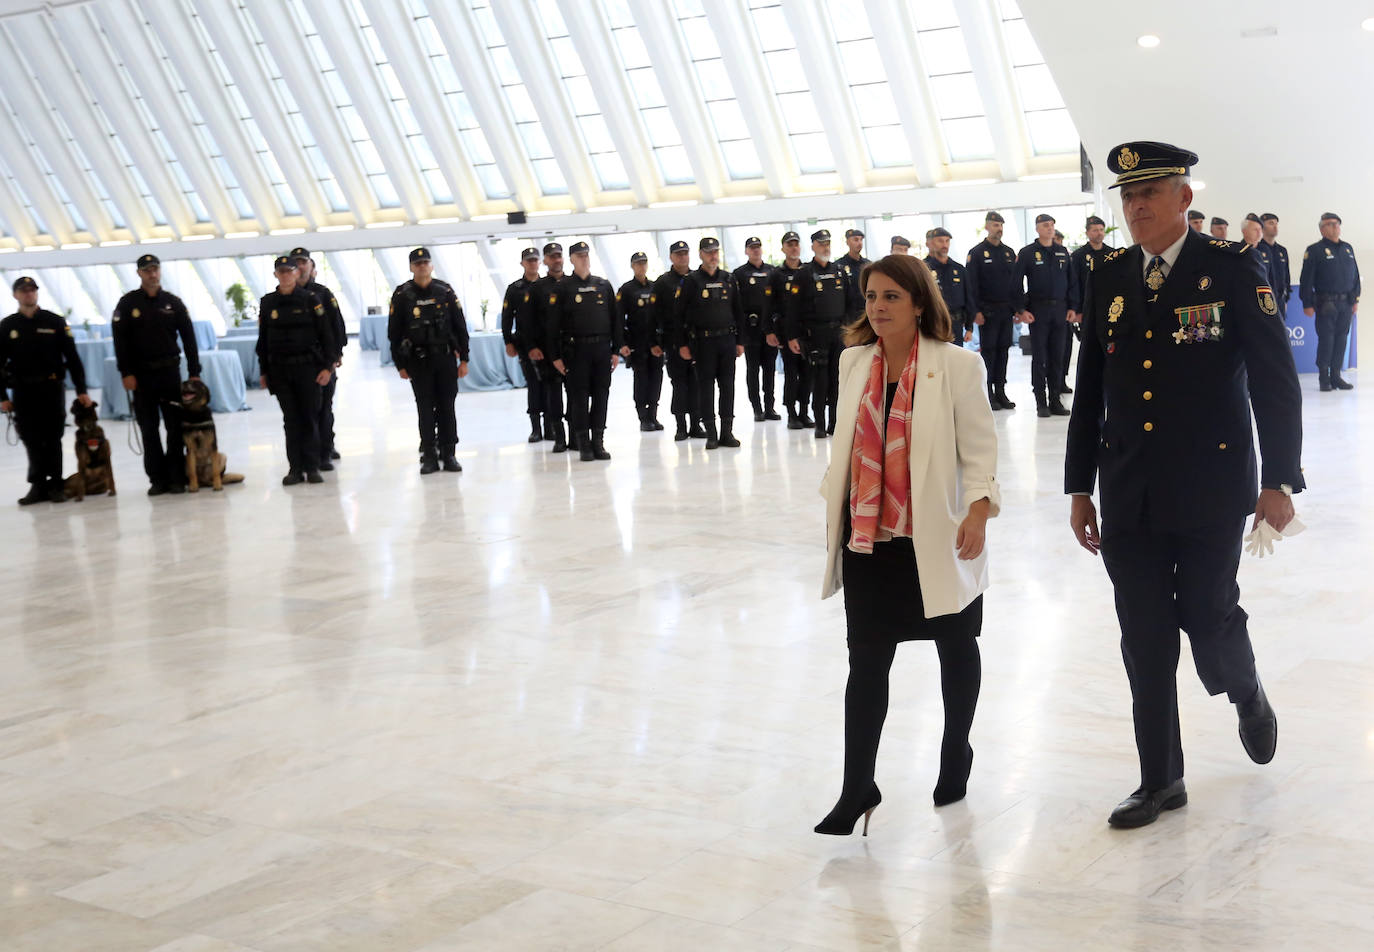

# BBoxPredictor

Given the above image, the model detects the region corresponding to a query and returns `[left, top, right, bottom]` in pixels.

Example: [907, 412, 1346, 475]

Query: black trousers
[564, 338, 612, 434]
[629, 349, 664, 414]
[1101, 518, 1258, 790]
[978, 306, 1015, 386]
[535, 357, 565, 432]
[1027, 299, 1068, 400]
[408, 355, 459, 459]
[742, 337, 777, 411]
[805, 323, 844, 426]
[1062, 321, 1078, 382]
[665, 349, 699, 421]
[780, 345, 811, 418]
[693, 334, 737, 431]
[270, 364, 323, 474]
[132, 366, 185, 487]
[518, 351, 546, 419]
[316, 370, 338, 463]
[11, 380, 65, 486]
[1315, 298, 1354, 375]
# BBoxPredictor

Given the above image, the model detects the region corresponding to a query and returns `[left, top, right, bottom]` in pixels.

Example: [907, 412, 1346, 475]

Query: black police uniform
[1068, 225, 1304, 797]
[924, 254, 977, 341]
[1259, 216, 1291, 312]
[389, 277, 470, 468]
[550, 269, 621, 460]
[653, 264, 701, 439]
[502, 272, 548, 440]
[673, 262, 745, 447]
[257, 285, 337, 479]
[769, 256, 811, 426]
[1299, 229, 1361, 389]
[0, 306, 87, 501]
[966, 234, 1018, 404]
[1013, 238, 1078, 411]
[617, 273, 662, 430]
[784, 255, 850, 437]
[732, 257, 777, 420]
[1070, 238, 1117, 391]
[301, 276, 344, 467]
[531, 269, 570, 447]
[836, 250, 870, 319]
[113, 284, 200, 490]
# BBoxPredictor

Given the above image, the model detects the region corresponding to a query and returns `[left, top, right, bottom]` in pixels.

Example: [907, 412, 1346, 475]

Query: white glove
[1243, 515, 1306, 558]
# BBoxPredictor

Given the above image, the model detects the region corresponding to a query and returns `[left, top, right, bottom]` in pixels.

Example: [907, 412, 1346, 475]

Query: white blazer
[819, 338, 1001, 617]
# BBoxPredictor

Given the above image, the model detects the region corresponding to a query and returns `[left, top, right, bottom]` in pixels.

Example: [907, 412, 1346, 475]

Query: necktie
[1145, 255, 1166, 292]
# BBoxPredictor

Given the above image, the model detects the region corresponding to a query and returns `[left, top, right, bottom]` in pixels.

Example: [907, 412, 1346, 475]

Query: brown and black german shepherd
[64, 399, 116, 500]
[180, 379, 244, 492]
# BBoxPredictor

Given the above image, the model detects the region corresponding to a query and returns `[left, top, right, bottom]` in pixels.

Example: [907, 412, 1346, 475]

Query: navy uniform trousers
[270, 363, 323, 474]
[692, 333, 737, 433]
[409, 353, 459, 459]
[1028, 297, 1068, 400]
[11, 380, 65, 486]
[564, 337, 612, 435]
[978, 302, 1015, 386]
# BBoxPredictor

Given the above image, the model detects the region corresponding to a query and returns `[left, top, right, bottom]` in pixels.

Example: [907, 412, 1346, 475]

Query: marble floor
[1, 349, 1369, 951]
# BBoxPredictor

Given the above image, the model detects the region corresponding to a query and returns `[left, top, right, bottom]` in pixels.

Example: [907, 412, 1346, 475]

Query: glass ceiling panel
[600, 1, 693, 187]
[999, 3, 1080, 155]
[750, 1, 834, 174]
[913, 14, 995, 162]
[826, 0, 907, 169]
[675, 0, 762, 180]
[0, 150, 50, 237]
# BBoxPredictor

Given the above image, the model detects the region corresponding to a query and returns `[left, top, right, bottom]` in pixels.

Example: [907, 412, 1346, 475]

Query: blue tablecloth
[223, 324, 257, 338]
[69, 338, 115, 389]
[98, 352, 247, 420]
[460, 332, 514, 392]
[192, 320, 217, 351]
[359, 314, 387, 351]
[69, 327, 88, 340]
[217, 337, 261, 387]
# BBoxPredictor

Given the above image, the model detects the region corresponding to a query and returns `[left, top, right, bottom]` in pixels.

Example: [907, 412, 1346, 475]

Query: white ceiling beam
[0, 106, 73, 245]
[561, 2, 658, 207]
[112, 262, 139, 293]
[956, 1, 1029, 182]
[309, 0, 428, 221]
[321, 250, 365, 328]
[777, 0, 866, 191]
[631, 7, 723, 202]
[241, 0, 374, 226]
[490, 0, 598, 211]
[54, 4, 193, 237]
[358, 0, 480, 218]
[863, 0, 945, 187]
[704, 0, 792, 197]
[231, 256, 266, 302]
[93, 0, 238, 232]
[412, 3, 541, 213]
[190, 0, 326, 228]
[373, 247, 409, 292]
[0, 180, 38, 247]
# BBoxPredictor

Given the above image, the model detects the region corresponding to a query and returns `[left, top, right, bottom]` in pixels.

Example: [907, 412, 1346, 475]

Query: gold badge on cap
[1118, 146, 1140, 171]
[1198, 276, 1212, 291]
[1107, 296, 1124, 323]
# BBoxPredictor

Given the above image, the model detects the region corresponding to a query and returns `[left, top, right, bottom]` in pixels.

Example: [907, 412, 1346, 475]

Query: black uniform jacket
[257, 287, 339, 377]
[0, 309, 87, 398]
[113, 287, 200, 377]
[386, 278, 469, 367]
[670, 266, 745, 351]
[617, 276, 657, 352]
[304, 280, 346, 357]
[549, 273, 621, 362]
[1066, 229, 1305, 533]
[501, 276, 538, 351]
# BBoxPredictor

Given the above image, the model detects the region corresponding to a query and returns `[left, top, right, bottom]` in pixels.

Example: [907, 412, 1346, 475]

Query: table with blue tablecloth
[98, 351, 247, 420]
[68, 338, 115, 389]
[68, 326, 88, 341]
[191, 319, 217, 351]
[359, 314, 387, 351]
[216, 337, 261, 387]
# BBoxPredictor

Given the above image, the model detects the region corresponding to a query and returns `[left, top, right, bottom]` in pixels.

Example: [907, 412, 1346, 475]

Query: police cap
[929, 227, 952, 239]
[1106, 140, 1198, 188]
[1035, 213, 1055, 225]
[273, 255, 297, 271]
[668, 240, 690, 254]
[1188, 210, 1206, 221]
[811, 229, 831, 243]
[890, 236, 911, 248]
[288, 246, 311, 260]
[409, 247, 432, 263]
[984, 211, 1005, 224]
[844, 228, 864, 239]
[521, 246, 540, 261]
[1260, 213, 1279, 223]
[699, 236, 720, 251]
[744, 236, 762, 248]
[1321, 212, 1342, 224]
[136, 253, 160, 270]
[1244, 213, 1262, 224]
[1211, 217, 1228, 227]
[568, 240, 589, 255]
[542, 242, 563, 255]
[630, 251, 648, 264]
[1085, 215, 1105, 228]
[781, 231, 800, 244]
[12, 276, 37, 292]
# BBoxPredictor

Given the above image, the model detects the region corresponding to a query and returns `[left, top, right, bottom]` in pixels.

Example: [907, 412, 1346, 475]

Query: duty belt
[564, 333, 608, 344]
[15, 373, 59, 384]
[143, 355, 181, 370]
[694, 326, 735, 338]
[272, 353, 317, 366]
[1315, 292, 1352, 303]
[804, 320, 843, 329]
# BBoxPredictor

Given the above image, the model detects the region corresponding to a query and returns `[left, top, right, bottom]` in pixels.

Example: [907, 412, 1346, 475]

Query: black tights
[837, 634, 981, 806]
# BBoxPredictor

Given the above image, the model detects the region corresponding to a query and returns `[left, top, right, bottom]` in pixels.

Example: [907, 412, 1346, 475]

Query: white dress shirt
[1140, 227, 1190, 282]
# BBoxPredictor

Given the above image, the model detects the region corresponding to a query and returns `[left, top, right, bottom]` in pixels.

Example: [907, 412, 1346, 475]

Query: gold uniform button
[1218, 442, 1227, 450]
[1143, 391, 1153, 400]
[1145, 330, 1153, 339]
[1143, 359, 1153, 369]
[1143, 422, 1154, 432]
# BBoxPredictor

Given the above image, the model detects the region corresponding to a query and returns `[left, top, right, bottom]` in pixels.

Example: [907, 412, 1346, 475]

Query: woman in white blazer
[815, 254, 1001, 836]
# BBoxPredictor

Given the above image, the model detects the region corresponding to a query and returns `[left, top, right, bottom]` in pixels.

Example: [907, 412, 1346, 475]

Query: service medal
[1145, 268, 1165, 291]
[1107, 296, 1124, 323]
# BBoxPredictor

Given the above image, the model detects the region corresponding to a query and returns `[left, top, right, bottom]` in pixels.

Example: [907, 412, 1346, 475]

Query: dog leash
[126, 389, 143, 457]
[3, 409, 16, 447]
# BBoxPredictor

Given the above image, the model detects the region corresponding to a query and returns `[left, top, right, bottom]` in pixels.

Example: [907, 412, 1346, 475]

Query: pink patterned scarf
[848, 339, 919, 553]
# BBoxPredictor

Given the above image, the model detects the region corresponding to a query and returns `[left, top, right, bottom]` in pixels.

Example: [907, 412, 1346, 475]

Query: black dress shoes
[1236, 680, 1277, 764]
[1108, 779, 1187, 829]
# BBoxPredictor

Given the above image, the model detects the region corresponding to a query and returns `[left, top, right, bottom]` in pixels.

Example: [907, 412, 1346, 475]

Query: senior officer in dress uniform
[1014, 214, 1078, 417]
[785, 229, 850, 438]
[617, 251, 664, 432]
[551, 241, 620, 462]
[733, 236, 779, 423]
[389, 248, 470, 475]
[1188, 210, 1206, 233]
[1070, 216, 1118, 395]
[672, 236, 745, 449]
[1067, 141, 1303, 829]
[0, 277, 92, 505]
[769, 230, 812, 429]
[1299, 212, 1360, 391]
[967, 211, 1019, 410]
[531, 242, 570, 451]
[1259, 214, 1291, 315]
[290, 248, 345, 471]
[838, 228, 870, 321]
[503, 246, 549, 443]
[113, 253, 200, 495]
[924, 226, 976, 344]
[653, 239, 702, 441]
[257, 256, 339, 485]
[890, 236, 911, 255]
[1210, 217, 1229, 240]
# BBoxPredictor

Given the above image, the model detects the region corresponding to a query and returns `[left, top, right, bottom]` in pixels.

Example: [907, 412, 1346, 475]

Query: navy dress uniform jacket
[1066, 228, 1304, 532]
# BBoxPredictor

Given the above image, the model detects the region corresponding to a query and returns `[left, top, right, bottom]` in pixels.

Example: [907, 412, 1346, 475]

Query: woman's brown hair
[843, 254, 954, 347]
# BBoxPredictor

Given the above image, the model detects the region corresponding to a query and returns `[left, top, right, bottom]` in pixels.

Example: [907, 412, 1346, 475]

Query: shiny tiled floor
[1, 350, 1369, 950]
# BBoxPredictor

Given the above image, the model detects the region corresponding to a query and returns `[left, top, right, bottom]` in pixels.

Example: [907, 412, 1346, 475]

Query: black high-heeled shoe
[933, 744, 973, 807]
[814, 784, 882, 836]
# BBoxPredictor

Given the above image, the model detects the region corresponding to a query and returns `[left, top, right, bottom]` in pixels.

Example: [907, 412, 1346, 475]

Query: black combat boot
[442, 455, 462, 472]
[18, 483, 46, 506]
[995, 384, 1016, 410]
[1049, 396, 1071, 416]
[649, 404, 664, 430]
[815, 420, 828, 439]
[1332, 372, 1354, 390]
[419, 455, 440, 474]
[674, 413, 689, 441]
[688, 417, 707, 439]
[543, 418, 557, 441]
[1036, 393, 1050, 418]
[639, 407, 655, 432]
[718, 417, 741, 448]
[704, 420, 720, 450]
[47, 478, 66, 503]
[552, 422, 567, 453]
[764, 403, 781, 421]
[592, 429, 611, 460]
[528, 413, 543, 443]
[752, 404, 765, 423]
[580, 431, 596, 461]
[988, 383, 1001, 410]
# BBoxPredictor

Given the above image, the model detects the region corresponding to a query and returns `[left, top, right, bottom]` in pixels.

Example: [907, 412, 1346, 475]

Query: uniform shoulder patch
[1256, 286, 1279, 315]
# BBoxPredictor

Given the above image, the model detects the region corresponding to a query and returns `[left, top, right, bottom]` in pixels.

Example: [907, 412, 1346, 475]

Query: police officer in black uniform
[1241, 215, 1272, 295]
[531, 242, 569, 451]
[890, 236, 911, 255]
[1210, 217, 1229, 240]
[550, 241, 620, 461]
[1299, 212, 1361, 391]
[733, 236, 778, 422]
[784, 229, 850, 438]
[1188, 210, 1205, 233]
[0, 277, 91, 505]
[837, 228, 870, 321]
[1259, 213, 1291, 315]
[290, 247, 345, 471]
[673, 236, 745, 449]
[924, 226, 976, 345]
[113, 253, 200, 495]
[653, 239, 702, 441]
[257, 256, 338, 485]
[1067, 141, 1302, 829]
[617, 251, 663, 432]
[389, 248, 470, 474]
[502, 245, 547, 443]
[769, 231, 811, 429]
[1014, 214, 1078, 417]
[1069, 216, 1117, 395]
[967, 211, 1019, 410]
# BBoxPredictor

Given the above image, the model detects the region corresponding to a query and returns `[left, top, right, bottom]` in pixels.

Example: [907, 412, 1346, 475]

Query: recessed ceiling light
[1363, 17, 1374, 31]
[1137, 34, 1161, 48]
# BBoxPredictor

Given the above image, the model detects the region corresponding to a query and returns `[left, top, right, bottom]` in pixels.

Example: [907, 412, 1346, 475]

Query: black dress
[842, 382, 983, 644]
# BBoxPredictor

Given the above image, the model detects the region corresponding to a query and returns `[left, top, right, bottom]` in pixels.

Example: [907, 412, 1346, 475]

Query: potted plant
[224, 282, 252, 327]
